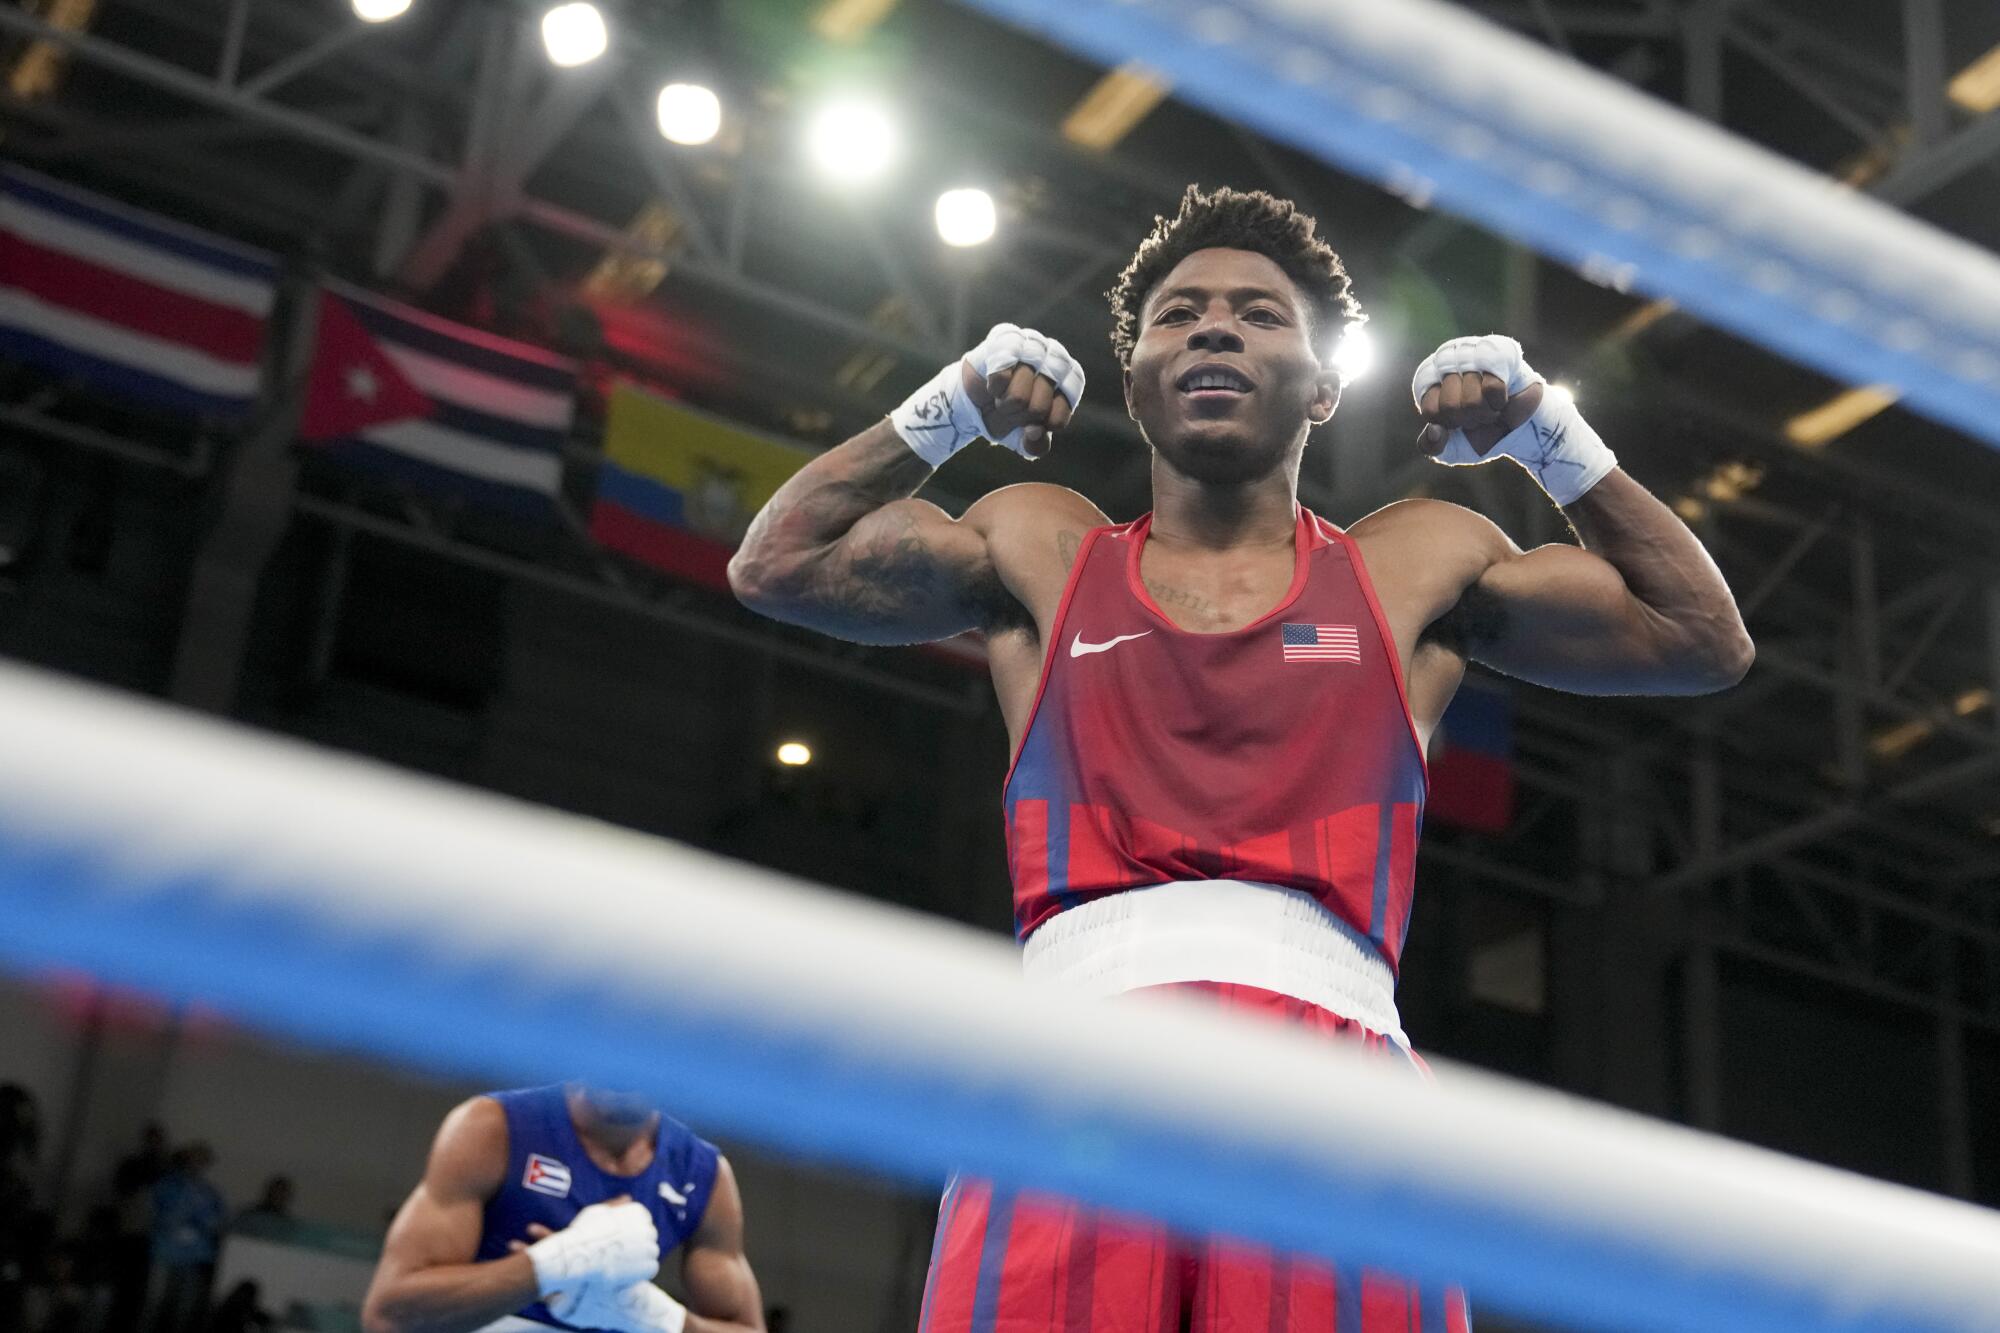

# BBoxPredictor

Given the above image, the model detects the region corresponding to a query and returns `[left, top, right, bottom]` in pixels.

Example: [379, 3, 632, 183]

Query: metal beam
[1901, 0, 1949, 148]
[1463, 1, 1674, 39]
[1737, 504, 1839, 620]
[1881, 580, 1970, 697]
[610, 83, 724, 265]
[1723, 22, 1886, 145]
[838, 202, 950, 350]
[1989, 582, 2000, 736]
[237, 23, 375, 99]
[1653, 750, 2000, 892]
[1717, 936, 2000, 1036]
[1875, 109, 2000, 204]
[1661, 383, 2000, 552]
[0, 404, 208, 477]
[1723, 2, 1904, 108]
[217, 0, 252, 88]
[0, 6, 451, 186]
[1851, 518, 1881, 689]
[1755, 645, 1997, 751]
[1014, 250, 1119, 327]
[113, 0, 447, 108]
[1522, 0, 1576, 55]
[1419, 841, 1598, 906]
[169, 273, 318, 713]
[1939, 1003, 1973, 1197]
[399, 17, 620, 291]
[1684, 0, 1726, 120]
[372, 102, 430, 278]
[292, 497, 984, 716]
[1763, 856, 2000, 949]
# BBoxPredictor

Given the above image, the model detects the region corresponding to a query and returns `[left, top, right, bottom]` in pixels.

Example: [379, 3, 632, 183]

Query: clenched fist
[1411, 335, 1616, 507]
[1412, 334, 1544, 457]
[956, 324, 1084, 458]
[892, 323, 1086, 466]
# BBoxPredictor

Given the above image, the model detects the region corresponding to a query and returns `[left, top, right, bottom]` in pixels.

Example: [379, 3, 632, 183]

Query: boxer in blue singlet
[362, 1083, 763, 1333]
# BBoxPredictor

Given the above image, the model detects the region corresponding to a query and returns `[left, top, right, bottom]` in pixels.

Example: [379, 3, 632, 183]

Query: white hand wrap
[890, 322, 1085, 466]
[1412, 335, 1618, 507]
[548, 1279, 688, 1333]
[526, 1200, 660, 1298]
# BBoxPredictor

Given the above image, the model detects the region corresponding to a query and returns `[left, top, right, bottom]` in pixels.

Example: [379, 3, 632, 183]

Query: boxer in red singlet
[728, 186, 1752, 1332]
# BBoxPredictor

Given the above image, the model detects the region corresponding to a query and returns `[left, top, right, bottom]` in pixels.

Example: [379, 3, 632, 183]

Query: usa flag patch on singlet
[1281, 623, 1361, 663]
[522, 1153, 572, 1198]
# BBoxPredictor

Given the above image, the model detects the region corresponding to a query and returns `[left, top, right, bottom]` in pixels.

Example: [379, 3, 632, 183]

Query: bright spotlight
[806, 98, 899, 183]
[1546, 382, 1576, 407]
[352, 0, 412, 20]
[935, 188, 996, 247]
[657, 82, 722, 145]
[541, 2, 608, 67]
[775, 741, 813, 767]
[1331, 325, 1374, 383]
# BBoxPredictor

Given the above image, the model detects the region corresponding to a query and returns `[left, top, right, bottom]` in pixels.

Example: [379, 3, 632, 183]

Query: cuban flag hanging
[299, 282, 576, 516]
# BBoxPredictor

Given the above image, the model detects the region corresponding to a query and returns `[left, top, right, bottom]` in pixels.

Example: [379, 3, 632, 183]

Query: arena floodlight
[1331, 325, 1373, 383]
[541, 2, 608, 68]
[351, 0, 412, 21]
[656, 82, 722, 146]
[775, 741, 813, 767]
[1545, 382, 1575, 408]
[934, 188, 997, 247]
[806, 97, 899, 183]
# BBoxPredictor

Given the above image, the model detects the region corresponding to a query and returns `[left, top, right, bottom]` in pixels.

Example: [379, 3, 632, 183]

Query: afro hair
[1107, 185, 1363, 371]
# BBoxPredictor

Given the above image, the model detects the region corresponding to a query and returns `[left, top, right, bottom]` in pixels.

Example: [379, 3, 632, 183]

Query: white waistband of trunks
[1020, 880, 1405, 1045]
[479, 1317, 562, 1332]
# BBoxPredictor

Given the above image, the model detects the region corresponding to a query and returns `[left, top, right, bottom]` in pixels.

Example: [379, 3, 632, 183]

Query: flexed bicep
[791, 496, 999, 644]
[1460, 543, 1697, 695]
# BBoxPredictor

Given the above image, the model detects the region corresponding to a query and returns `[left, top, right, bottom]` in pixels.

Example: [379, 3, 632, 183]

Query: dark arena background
[1, 1, 2000, 1331]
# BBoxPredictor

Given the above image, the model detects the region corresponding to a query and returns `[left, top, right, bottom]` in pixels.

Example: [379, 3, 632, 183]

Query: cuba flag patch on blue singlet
[523, 1153, 572, 1198]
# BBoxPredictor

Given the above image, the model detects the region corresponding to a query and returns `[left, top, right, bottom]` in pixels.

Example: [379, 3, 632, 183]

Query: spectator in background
[0, 1084, 41, 1167]
[143, 1143, 223, 1333]
[109, 1123, 169, 1332]
[24, 1243, 91, 1333]
[114, 1123, 170, 1205]
[231, 1178, 293, 1240]
[0, 1089, 42, 1333]
[204, 1280, 273, 1333]
[64, 1208, 121, 1333]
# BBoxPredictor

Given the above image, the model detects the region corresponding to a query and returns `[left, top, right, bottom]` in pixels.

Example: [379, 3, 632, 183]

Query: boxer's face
[573, 1086, 656, 1128]
[1124, 247, 1337, 484]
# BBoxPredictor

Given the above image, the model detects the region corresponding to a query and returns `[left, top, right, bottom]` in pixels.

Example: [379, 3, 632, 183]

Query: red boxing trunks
[917, 982, 1472, 1333]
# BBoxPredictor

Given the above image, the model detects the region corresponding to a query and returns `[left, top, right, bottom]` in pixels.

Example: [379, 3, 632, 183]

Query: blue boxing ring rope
[953, 0, 2000, 450]
[0, 662, 1998, 1332]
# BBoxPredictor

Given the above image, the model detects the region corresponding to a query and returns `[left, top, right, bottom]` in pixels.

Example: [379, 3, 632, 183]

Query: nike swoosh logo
[1070, 630, 1153, 658]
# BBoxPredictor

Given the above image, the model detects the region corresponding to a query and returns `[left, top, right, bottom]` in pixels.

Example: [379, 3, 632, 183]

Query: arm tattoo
[808, 509, 950, 625]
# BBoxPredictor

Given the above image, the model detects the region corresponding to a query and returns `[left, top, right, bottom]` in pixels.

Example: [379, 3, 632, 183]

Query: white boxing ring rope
[0, 661, 1996, 1333]
[954, 0, 2000, 451]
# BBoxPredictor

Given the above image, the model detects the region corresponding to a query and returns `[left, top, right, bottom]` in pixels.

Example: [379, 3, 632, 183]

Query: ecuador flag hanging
[590, 381, 812, 590]
[590, 380, 990, 669]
